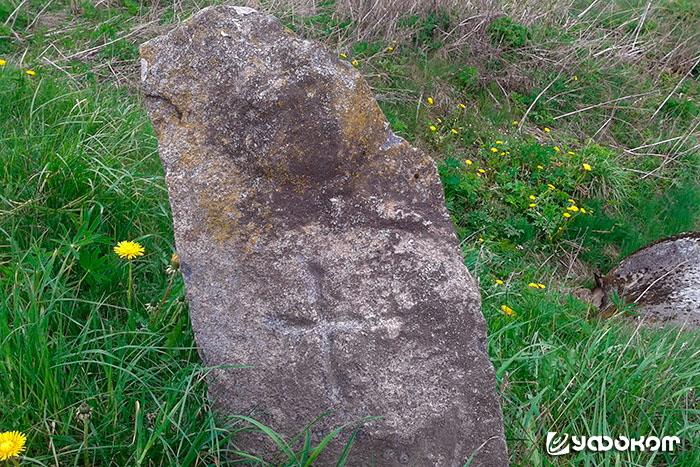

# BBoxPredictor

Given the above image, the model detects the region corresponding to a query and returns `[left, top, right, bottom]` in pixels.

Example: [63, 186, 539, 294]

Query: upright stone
[140, 6, 508, 465]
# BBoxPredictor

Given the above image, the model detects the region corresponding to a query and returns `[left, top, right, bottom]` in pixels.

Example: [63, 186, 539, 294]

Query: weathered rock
[599, 232, 700, 328]
[140, 6, 508, 465]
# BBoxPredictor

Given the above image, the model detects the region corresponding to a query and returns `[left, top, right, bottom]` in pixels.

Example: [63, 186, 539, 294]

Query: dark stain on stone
[180, 260, 192, 282]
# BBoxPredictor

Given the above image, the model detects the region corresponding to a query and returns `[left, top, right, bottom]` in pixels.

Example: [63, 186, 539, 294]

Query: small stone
[140, 6, 508, 466]
[599, 232, 700, 328]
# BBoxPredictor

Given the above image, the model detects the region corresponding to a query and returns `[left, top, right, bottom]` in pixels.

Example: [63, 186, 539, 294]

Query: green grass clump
[0, 60, 229, 465]
[488, 17, 531, 49]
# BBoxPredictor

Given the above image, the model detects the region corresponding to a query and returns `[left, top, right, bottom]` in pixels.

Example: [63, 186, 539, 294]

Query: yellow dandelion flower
[568, 198, 575, 203]
[506, 151, 510, 155]
[528, 282, 539, 288]
[465, 159, 472, 165]
[567, 205, 579, 211]
[0, 431, 26, 460]
[563, 212, 571, 218]
[0, 59, 5, 66]
[529, 203, 536, 208]
[574, 75, 578, 81]
[495, 279, 504, 285]
[544, 127, 550, 133]
[589, 209, 594, 214]
[513, 121, 518, 125]
[430, 125, 437, 131]
[558, 226, 563, 231]
[388, 47, 393, 51]
[568, 151, 575, 155]
[547, 184, 555, 190]
[537, 283, 546, 289]
[340, 53, 347, 58]
[352, 60, 359, 66]
[26, 70, 35, 75]
[496, 140, 503, 144]
[427, 97, 434, 105]
[537, 165, 544, 169]
[437, 118, 442, 123]
[478, 237, 484, 242]
[460, 103, 466, 109]
[580, 208, 587, 214]
[583, 163, 592, 171]
[501, 305, 515, 316]
[478, 168, 486, 174]
[554, 146, 560, 151]
[529, 195, 536, 200]
[491, 147, 498, 152]
[452, 129, 458, 134]
[114, 241, 145, 260]
[500, 152, 505, 156]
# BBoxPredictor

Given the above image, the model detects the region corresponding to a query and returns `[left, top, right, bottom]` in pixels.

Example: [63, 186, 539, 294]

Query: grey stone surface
[140, 6, 508, 465]
[600, 232, 700, 328]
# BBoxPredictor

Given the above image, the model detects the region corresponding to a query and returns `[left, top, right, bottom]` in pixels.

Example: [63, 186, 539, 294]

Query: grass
[1, 0, 699, 465]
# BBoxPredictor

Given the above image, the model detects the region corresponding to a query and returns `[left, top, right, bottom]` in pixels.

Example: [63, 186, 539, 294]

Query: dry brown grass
[21, 0, 699, 92]
[233, 0, 700, 75]
[12, 0, 698, 163]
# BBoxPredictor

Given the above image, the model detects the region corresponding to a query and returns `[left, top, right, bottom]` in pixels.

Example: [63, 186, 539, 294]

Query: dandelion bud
[76, 403, 93, 423]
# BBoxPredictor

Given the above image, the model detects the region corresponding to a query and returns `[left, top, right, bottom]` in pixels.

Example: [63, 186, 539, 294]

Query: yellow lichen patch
[336, 80, 386, 157]
[139, 44, 156, 63]
[201, 188, 243, 244]
[198, 168, 269, 249]
[190, 24, 212, 45]
[174, 140, 210, 171]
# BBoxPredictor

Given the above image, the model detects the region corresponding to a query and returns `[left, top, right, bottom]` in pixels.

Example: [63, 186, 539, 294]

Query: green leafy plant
[488, 17, 531, 49]
[456, 65, 479, 91]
